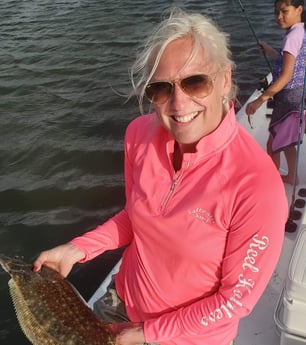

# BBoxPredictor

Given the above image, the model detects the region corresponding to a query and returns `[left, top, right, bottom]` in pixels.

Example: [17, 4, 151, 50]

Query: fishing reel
[258, 75, 274, 115]
[258, 75, 270, 91]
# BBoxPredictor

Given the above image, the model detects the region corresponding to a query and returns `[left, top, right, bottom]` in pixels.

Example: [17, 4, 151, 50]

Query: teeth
[173, 112, 198, 123]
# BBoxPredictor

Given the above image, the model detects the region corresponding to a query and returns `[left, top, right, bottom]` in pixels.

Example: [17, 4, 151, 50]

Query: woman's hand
[109, 322, 146, 345]
[33, 243, 85, 277]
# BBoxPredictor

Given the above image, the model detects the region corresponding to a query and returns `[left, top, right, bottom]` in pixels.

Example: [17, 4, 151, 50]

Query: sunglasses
[145, 72, 218, 104]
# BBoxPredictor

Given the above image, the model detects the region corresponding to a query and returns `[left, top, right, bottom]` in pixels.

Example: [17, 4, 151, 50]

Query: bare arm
[258, 41, 278, 59]
[246, 51, 295, 115]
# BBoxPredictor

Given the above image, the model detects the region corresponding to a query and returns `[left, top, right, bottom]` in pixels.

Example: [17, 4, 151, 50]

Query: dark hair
[274, 0, 305, 27]
[275, 0, 304, 7]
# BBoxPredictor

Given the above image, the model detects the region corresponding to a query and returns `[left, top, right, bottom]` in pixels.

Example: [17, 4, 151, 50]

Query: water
[0, 0, 282, 343]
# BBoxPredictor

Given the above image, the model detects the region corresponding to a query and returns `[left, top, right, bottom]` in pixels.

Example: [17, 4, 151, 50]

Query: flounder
[0, 254, 115, 345]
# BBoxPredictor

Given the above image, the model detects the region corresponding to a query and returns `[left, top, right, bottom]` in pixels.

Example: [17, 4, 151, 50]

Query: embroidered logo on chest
[188, 208, 215, 224]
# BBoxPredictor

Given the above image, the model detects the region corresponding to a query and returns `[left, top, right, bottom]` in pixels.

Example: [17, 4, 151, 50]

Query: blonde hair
[129, 7, 237, 113]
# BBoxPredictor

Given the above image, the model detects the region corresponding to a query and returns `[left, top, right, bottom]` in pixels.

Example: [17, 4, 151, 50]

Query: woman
[246, 0, 306, 185]
[34, 8, 288, 345]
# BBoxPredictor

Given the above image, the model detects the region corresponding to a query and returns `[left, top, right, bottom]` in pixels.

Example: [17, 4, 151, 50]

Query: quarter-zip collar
[164, 101, 237, 169]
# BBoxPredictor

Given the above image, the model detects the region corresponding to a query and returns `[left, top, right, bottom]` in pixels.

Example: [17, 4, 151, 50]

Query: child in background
[246, 0, 306, 185]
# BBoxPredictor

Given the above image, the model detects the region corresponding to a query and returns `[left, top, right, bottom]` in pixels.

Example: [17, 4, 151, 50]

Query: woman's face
[149, 37, 232, 151]
[275, 2, 303, 29]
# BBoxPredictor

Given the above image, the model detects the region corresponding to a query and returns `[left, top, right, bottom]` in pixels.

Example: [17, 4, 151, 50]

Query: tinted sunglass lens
[145, 74, 214, 103]
[181, 75, 212, 98]
[145, 82, 173, 103]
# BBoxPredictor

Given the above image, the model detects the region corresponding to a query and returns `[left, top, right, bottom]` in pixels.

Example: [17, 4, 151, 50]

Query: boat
[75, 76, 306, 345]
[234, 75, 306, 345]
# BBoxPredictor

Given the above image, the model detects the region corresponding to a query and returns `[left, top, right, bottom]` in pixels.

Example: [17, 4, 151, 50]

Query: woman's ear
[222, 65, 232, 97]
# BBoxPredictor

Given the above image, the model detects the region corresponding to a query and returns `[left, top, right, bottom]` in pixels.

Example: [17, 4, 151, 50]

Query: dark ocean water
[0, 0, 281, 343]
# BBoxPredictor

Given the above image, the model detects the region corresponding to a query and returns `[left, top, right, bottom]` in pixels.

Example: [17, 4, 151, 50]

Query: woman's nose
[169, 82, 189, 105]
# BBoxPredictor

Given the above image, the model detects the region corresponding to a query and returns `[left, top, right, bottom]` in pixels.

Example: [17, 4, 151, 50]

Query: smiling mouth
[172, 111, 199, 123]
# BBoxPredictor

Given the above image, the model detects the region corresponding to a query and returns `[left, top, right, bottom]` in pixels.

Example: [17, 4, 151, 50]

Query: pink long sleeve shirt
[71, 104, 287, 345]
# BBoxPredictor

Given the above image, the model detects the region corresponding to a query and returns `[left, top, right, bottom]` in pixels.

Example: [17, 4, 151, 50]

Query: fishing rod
[287, 67, 306, 228]
[237, 0, 273, 74]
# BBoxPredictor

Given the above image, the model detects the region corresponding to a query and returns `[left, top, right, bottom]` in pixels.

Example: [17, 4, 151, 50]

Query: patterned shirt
[273, 22, 306, 89]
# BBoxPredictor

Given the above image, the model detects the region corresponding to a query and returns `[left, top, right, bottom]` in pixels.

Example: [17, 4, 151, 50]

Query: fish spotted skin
[0, 254, 115, 345]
